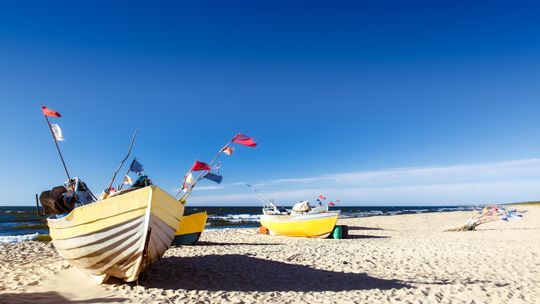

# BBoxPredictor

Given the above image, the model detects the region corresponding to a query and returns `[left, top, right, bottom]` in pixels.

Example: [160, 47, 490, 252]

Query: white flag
[186, 172, 195, 184]
[122, 175, 133, 185]
[50, 123, 65, 141]
[213, 161, 221, 174]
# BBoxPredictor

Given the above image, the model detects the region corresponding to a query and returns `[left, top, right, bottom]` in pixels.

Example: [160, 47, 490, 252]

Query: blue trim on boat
[172, 232, 201, 246]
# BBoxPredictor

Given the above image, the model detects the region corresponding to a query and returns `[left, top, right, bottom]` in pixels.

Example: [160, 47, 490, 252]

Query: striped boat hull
[47, 186, 183, 282]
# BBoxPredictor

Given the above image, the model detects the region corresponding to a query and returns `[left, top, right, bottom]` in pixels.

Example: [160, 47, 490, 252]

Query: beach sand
[1, 207, 539, 303]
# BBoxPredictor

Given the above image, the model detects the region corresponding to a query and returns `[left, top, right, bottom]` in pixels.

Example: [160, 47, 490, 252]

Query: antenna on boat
[106, 129, 138, 194]
[246, 183, 280, 211]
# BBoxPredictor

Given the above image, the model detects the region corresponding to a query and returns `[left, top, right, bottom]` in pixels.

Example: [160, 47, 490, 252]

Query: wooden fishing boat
[47, 185, 183, 283]
[260, 212, 339, 238]
[173, 211, 208, 245]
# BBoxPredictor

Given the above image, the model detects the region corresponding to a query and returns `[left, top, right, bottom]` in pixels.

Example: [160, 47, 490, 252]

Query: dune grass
[505, 201, 540, 206]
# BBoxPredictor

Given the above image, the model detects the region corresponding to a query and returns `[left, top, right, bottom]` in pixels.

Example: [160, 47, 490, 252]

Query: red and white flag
[41, 106, 61, 117]
[122, 175, 133, 185]
[222, 146, 235, 156]
[232, 133, 257, 147]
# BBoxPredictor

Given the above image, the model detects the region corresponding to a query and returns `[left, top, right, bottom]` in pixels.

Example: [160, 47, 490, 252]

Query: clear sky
[1, 1, 540, 206]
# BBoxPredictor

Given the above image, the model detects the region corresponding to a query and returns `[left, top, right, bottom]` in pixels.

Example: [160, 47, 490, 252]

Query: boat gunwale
[260, 212, 339, 222]
[47, 186, 154, 227]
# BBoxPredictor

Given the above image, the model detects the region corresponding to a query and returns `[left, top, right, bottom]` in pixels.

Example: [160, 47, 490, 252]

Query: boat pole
[192, 139, 232, 183]
[43, 112, 71, 180]
[107, 129, 138, 192]
[176, 137, 234, 199]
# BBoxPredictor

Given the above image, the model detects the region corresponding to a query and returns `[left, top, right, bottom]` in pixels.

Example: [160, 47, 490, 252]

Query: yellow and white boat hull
[47, 186, 183, 282]
[260, 212, 339, 238]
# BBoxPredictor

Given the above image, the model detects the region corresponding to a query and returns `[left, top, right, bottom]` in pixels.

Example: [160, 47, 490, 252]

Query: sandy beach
[1, 207, 539, 304]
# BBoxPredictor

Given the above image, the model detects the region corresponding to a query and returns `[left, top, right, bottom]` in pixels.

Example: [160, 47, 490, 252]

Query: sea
[0, 205, 476, 244]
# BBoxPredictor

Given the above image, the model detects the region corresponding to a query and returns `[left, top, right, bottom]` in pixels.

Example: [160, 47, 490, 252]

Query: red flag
[41, 106, 61, 117]
[319, 194, 326, 200]
[191, 160, 211, 171]
[221, 146, 234, 156]
[232, 133, 257, 147]
[329, 201, 335, 206]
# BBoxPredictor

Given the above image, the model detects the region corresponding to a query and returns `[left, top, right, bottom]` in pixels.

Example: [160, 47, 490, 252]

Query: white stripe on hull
[52, 214, 175, 282]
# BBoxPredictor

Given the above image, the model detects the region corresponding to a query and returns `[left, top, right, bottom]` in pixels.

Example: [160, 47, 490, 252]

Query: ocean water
[0, 205, 476, 243]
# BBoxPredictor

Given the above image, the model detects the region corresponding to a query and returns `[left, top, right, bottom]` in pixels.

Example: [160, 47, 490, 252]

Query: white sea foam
[0, 233, 39, 244]
[208, 214, 261, 222]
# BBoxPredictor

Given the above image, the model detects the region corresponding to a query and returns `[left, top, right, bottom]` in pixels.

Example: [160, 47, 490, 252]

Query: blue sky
[1, 1, 540, 206]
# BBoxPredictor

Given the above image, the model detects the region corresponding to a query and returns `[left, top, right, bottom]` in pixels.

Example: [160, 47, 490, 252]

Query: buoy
[332, 225, 343, 239]
[257, 226, 269, 234]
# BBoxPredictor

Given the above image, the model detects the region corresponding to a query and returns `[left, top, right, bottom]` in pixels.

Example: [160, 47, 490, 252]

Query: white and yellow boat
[47, 185, 183, 282]
[173, 211, 208, 245]
[260, 212, 339, 238]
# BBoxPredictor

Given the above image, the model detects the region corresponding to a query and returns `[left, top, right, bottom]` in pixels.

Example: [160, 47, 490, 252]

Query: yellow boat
[47, 185, 184, 283]
[260, 212, 339, 238]
[173, 211, 208, 245]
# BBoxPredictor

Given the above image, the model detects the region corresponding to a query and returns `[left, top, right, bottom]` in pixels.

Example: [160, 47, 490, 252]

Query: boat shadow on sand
[195, 241, 276, 246]
[140, 254, 411, 292]
[346, 226, 386, 231]
[345, 234, 389, 239]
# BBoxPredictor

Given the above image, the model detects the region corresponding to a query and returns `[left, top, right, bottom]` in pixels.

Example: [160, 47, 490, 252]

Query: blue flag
[129, 158, 144, 174]
[203, 172, 223, 184]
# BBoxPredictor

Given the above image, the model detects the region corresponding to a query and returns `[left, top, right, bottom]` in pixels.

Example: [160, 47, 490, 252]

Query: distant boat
[173, 211, 208, 245]
[260, 212, 339, 238]
[247, 183, 339, 238]
[47, 185, 183, 283]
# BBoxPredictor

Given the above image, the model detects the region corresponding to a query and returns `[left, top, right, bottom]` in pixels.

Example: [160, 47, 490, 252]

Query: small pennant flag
[41, 106, 62, 117]
[203, 172, 223, 184]
[50, 123, 65, 141]
[319, 194, 326, 200]
[213, 161, 221, 174]
[185, 172, 195, 184]
[129, 158, 144, 174]
[232, 133, 257, 147]
[222, 146, 235, 156]
[191, 160, 211, 171]
[122, 175, 133, 185]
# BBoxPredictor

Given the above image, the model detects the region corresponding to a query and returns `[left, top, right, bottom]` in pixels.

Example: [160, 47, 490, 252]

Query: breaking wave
[0, 233, 39, 244]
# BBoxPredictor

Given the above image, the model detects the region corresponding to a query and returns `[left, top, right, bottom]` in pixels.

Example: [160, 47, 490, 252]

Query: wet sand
[1, 207, 539, 303]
